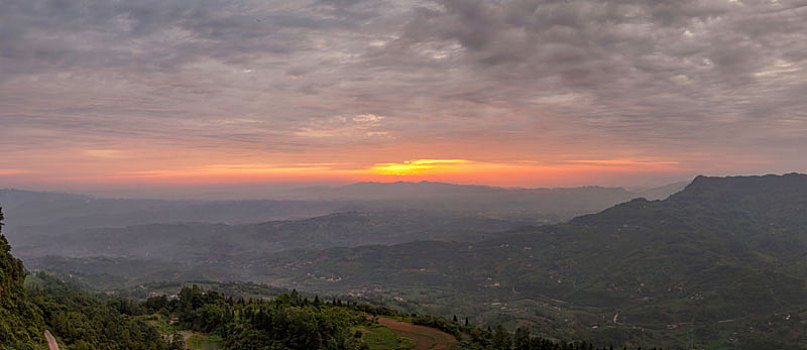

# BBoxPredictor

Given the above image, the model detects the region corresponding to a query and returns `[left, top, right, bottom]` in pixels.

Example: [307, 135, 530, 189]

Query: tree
[170, 333, 185, 349]
[492, 324, 511, 350]
[514, 327, 530, 350]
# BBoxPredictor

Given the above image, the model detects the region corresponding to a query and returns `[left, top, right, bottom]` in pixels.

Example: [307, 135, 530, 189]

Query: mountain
[0, 188, 359, 229]
[19, 177, 753, 347]
[0, 182, 673, 230]
[289, 181, 631, 200]
[252, 173, 806, 348]
[0, 189, 360, 248]
[2, 206, 633, 350]
[14, 211, 524, 261]
[283, 181, 660, 220]
[0, 182, 685, 252]
[629, 181, 689, 200]
[37, 173, 805, 348]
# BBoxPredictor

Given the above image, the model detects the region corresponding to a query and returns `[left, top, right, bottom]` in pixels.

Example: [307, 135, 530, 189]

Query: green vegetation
[1, 206, 179, 349]
[148, 284, 650, 350]
[0, 206, 45, 349]
[6, 199, 638, 349]
[2, 201, 653, 350]
[28, 275, 179, 350]
[186, 333, 224, 350]
[359, 324, 417, 350]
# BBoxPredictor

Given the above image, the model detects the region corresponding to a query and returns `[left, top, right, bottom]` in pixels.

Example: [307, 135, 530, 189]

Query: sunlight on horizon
[0, 157, 694, 195]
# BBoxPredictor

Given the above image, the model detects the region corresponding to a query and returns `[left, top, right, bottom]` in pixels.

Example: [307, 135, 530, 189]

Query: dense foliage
[0, 206, 46, 349]
[28, 274, 179, 350]
[1, 207, 177, 350]
[144, 283, 659, 350]
[151, 286, 370, 349]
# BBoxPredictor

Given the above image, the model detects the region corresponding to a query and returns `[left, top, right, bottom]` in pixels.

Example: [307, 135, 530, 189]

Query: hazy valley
[3, 175, 806, 348]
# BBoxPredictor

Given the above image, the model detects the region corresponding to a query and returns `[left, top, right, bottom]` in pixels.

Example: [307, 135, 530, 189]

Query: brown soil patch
[376, 317, 458, 350]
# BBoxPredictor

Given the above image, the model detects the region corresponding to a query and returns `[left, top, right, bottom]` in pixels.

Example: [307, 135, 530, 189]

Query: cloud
[400, 2, 802, 121]
[83, 149, 127, 159]
[294, 114, 388, 138]
[0, 169, 32, 176]
[0, 0, 805, 189]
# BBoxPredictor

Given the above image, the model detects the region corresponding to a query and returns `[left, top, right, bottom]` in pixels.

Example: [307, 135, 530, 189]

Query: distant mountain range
[14, 211, 524, 260]
[0, 181, 685, 249]
[20, 173, 807, 349]
[285, 180, 681, 201]
[282, 181, 688, 220]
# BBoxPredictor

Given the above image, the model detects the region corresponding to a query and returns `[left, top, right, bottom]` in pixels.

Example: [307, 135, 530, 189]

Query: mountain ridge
[1, 181, 685, 251]
[16, 174, 807, 348]
[239, 173, 807, 348]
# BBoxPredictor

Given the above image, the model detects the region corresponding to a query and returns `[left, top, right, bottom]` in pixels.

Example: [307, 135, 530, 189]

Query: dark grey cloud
[0, 0, 381, 80]
[369, 0, 807, 149]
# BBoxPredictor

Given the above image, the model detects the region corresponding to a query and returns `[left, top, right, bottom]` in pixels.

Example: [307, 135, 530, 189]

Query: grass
[360, 324, 417, 350]
[186, 334, 224, 350]
[376, 317, 458, 350]
[140, 313, 179, 334]
[136, 313, 224, 350]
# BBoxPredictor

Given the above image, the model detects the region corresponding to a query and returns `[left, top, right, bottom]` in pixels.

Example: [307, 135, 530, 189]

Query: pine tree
[514, 327, 530, 350]
[492, 324, 511, 350]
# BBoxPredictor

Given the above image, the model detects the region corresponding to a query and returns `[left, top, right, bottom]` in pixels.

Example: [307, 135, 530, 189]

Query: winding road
[45, 330, 59, 350]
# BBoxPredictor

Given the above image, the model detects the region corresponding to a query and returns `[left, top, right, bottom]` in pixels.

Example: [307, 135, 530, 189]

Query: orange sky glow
[0, 155, 695, 195]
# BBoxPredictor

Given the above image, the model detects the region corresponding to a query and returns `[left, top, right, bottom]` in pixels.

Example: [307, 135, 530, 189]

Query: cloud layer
[1, 0, 805, 190]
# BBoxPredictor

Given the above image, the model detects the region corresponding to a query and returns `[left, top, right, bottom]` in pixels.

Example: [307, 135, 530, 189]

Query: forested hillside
[3, 206, 654, 350]
[0, 207, 45, 348]
[134, 283, 655, 350]
[166, 173, 804, 349]
[1, 206, 180, 349]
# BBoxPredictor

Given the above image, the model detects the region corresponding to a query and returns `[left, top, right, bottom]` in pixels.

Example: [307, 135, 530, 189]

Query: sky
[1, 0, 806, 196]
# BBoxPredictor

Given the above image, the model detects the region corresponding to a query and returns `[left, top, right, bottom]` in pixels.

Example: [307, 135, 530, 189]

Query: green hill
[15, 211, 523, 262]
[239, 174, 807, 348]
[3, 206, 631, 350]
[0, 207, 46, 348]
[1, 206, 181, 349]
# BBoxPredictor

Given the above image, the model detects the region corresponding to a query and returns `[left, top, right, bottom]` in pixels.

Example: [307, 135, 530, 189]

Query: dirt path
[44, 330, 59, 350]
[376, 317, 458, 350]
